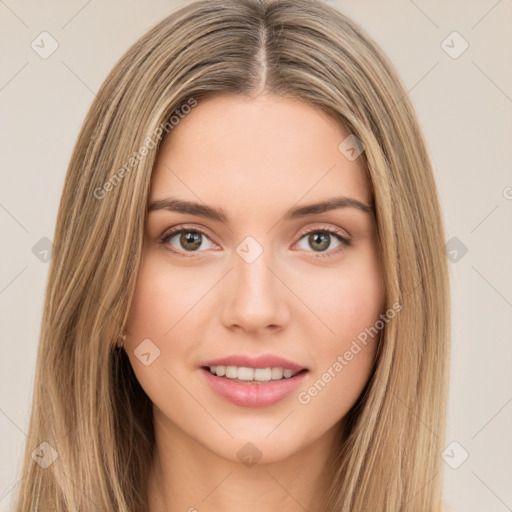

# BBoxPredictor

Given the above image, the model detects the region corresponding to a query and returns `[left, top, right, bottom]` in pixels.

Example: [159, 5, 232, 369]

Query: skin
[123, 93, 385, 512]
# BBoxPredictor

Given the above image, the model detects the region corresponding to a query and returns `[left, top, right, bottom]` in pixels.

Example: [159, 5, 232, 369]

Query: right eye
[160, 225, 218, 256]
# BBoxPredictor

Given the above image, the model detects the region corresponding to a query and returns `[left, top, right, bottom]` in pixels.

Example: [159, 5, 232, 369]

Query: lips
[199, 353, 309, 407]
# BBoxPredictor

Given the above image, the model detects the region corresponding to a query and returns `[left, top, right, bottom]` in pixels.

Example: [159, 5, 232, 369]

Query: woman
[14, 0, 450, 510]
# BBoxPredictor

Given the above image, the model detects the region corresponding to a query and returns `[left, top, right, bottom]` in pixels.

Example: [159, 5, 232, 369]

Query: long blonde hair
[14, 0, 450, 510]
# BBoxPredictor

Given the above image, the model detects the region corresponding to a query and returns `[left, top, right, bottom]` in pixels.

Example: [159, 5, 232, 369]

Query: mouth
[201, 365, 307, 384]
[199, 355, 309, 407]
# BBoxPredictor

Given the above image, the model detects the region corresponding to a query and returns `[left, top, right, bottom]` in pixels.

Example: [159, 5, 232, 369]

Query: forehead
[150, 94, 371, 212]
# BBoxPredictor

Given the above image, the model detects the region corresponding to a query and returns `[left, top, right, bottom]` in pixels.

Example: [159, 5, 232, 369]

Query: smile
[205, 365, 302, 382]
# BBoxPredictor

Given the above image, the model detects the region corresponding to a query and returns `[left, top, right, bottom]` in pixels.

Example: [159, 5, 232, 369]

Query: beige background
[1, 1, 511, 510]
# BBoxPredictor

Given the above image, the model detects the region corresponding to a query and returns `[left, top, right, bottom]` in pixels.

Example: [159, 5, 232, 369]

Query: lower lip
[200, 368, 309, 407]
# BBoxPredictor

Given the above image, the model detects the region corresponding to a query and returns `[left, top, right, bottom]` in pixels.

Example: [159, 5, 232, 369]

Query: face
[124, 93, 385, 465]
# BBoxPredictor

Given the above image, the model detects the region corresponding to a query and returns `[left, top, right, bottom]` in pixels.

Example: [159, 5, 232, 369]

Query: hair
[13, 0, 450, 510]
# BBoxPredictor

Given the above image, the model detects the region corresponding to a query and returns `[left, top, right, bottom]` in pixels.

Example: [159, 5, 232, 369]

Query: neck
[147, 410, 343, 512]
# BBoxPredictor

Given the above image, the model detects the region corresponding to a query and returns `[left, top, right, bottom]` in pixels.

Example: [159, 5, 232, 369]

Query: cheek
[338, 258, 384, 345]
[294, 242, 385, 345]
[122, 253, 200, 395]
[125, 251, 211, 343]
[126, 259, 176, 340]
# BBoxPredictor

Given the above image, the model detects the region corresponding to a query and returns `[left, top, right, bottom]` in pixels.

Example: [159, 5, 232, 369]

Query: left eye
[296, 229, 350, 255]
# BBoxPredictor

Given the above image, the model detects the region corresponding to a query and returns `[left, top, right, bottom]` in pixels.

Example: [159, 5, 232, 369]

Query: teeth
[207, 365, 300, 381]
[225, 366, 238, 379]
[237, 367, 254, 381]
[271, 367, 284, 380]
[254, 368, 272, 381]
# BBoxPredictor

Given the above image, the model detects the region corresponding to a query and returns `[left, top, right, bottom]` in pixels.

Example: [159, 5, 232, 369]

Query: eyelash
[159, 224, 351, 259]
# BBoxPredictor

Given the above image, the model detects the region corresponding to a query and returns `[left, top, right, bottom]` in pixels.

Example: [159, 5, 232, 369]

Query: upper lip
[201, 354, 307, 372]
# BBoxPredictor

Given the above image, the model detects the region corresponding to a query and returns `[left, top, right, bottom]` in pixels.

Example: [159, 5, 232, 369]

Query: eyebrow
[148, 196, 374, 223]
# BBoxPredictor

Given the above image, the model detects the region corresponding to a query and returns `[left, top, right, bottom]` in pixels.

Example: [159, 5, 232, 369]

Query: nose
[220, 246, 290, 335]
